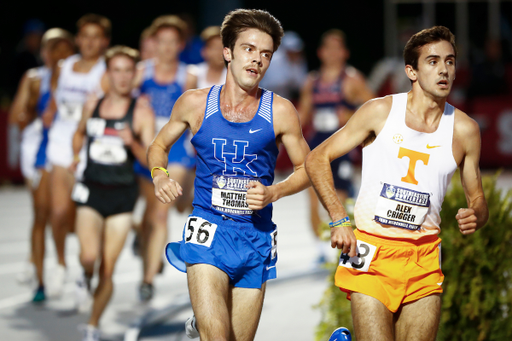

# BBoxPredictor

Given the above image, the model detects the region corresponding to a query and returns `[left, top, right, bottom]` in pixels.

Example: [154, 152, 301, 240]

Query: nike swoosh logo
[437, 282, 443, 286]
[266, 265, 276, 270]
[249, 128, 263, 134]
[426, 144, 442, 149]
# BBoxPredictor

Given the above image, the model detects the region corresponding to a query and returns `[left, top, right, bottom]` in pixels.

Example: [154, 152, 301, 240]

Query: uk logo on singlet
[212, 138, 258, 176]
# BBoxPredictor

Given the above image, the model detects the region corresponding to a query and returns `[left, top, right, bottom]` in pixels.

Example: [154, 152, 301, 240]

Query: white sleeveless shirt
[354, 93, 458, 240]
[188, 62, 226, 89]
[52, 55, 105, 140]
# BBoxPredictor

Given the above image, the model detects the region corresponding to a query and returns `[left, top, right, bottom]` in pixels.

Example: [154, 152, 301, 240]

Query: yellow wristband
[151, 166, 169, 179]
[73, 155, 80, 162]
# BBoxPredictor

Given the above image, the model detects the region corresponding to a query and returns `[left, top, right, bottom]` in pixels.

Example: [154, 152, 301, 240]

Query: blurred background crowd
[0, 0, 511, 182]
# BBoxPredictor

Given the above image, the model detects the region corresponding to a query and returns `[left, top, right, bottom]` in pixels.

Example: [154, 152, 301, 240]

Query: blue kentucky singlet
[139, 59, 194, 163]
[191, 85, 279, 225]
[140, 59, 188, 131]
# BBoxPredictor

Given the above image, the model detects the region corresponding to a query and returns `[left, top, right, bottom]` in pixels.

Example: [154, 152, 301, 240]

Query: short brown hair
[403, 26, 457, 70]
[76, 13, 112, 39]
[220, 9, 283, 53]
[140, 26, 154, 42]
[150, 15, 187, 41]
[320, 29, 346, 47]
[200, 26, 221, 43]
[105, 45, 140, 69]
[41, 28, 74, 48]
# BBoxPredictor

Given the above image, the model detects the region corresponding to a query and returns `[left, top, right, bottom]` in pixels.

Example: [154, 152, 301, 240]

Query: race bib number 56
[184, 216, 218, 248]
[338, 240, 377, 272]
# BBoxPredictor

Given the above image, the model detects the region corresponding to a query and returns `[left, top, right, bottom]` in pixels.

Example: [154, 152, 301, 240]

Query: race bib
[89, 136, 127, 165]
[184, 216, 218, 247]
[71, 182, 90, 203]
[212, 175, 259, 215]
[58, 101, 83, 122]
[86, 118, 106, 136]
[313, 107, 339, 132]
[338, 240, 377, 272]
[374, 183, 430, 231]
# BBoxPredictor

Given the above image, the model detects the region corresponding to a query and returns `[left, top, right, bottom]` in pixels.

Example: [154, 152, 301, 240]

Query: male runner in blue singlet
[148, 9, 311, 341]
[133, 15, 196, 300]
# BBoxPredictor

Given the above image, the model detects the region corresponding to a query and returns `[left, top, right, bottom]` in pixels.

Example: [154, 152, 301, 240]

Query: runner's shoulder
[453, 107, 480, 141]
[174, 88, 209, 116]
[355, 95, 393, 121]
[271, 93, 299, 120]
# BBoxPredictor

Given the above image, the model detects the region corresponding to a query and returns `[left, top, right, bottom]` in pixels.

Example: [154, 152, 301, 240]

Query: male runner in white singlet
[149, 9, 311, 341]
[306, 26, 488, 341]
[9, 28, 74, 301]
[71, 46, 154, 341]
[43, 14, 110, 296]
[188, 26, 227, 89]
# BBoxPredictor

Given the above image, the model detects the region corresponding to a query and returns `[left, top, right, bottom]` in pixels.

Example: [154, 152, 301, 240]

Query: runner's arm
[246, 97, 311, 210]
[305, 97, 390, 256]
[42, 64, 62, 128]
[70, 95, 98, 170]
[8, 71, 31, 128]
[456, 116, 488, 234]
[127, 101, 155, 167]
[344, 69, 375, 104]
[147, 91, 197, 203]
[297, 75, 314, 126]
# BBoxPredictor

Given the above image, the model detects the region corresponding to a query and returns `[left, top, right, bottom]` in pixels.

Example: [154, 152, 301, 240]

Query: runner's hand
[331, 225, 357, 257]
[246, 181, 274, 210]
[68, 160, 79, 173]
[153, 173, 183, 204]
[456, 208, 478, 235]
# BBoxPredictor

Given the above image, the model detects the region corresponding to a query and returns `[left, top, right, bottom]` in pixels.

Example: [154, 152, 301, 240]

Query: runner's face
[48, 40, 74, 68]
[203, 36, 224, 68]
[155, 27, 183, 63]
[76, 24, 108, 59]
[225, 28, 273, 91]
[107, 56, 136, 95]
[318, 35, 348, 66]
[140, 36, 157, 61]
[411, 40, 456, 99]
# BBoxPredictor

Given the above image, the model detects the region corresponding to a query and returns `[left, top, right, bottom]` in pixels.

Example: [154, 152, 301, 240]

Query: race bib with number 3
[184, 216, 218, 248]
[338, 240, 377, 272]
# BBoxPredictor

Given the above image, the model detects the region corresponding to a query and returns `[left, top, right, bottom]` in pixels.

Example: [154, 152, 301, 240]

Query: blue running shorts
[167, 208, 278, 289]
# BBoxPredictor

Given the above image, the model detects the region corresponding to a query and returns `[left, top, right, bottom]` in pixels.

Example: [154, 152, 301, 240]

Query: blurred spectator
[259, 31, 308, 101]
[139, 26, 157, 61]
[467, 37, 509, 98]
[188, 26, 226, 88]
[178, 13, 204, 64]
[8, 19, 45, 98]
[367, 25, 414, 96]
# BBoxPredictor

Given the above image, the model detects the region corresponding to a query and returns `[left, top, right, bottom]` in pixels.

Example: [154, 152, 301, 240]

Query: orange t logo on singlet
[398, 147, 430, 185]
